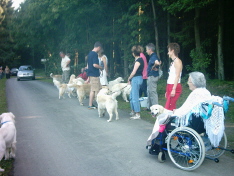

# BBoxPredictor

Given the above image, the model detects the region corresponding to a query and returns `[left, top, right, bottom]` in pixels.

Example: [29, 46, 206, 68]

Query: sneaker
[130, 114, 141, 120]
[88, 105, 96, 109]
[129, 112, 135, 116]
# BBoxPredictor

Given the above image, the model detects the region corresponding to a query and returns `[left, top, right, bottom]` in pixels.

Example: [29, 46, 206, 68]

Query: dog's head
[99, 87, 109, 95]
[150, 105, 165, 118]
[116, 77, 124, 82]
[0, 112, 15, 123]
[70, 74, 76, 79]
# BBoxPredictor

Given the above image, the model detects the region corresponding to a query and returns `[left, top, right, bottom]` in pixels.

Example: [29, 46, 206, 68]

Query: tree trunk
[194, 7, 201, 50]
[124, 49, 128, 79]
[167, 12, 171, 67]
[217, 0, 224, 80]
[151, 0, 160, 59]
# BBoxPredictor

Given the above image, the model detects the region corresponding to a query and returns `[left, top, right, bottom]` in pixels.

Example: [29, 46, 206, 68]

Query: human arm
[128, 61, 140, 83]
[66, 58, 71, 67]
[85, 77, 90, 83]
[170, 59, 182, 97]
[93, 64, 103, 69]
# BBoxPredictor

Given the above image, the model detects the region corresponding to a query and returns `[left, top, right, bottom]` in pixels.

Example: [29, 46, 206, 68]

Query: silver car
[17, 65, 35, 81]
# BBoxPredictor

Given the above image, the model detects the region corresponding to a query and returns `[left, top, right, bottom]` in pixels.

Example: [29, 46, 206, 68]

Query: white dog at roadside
[110, 83, 131, 102]
[108, 77, 124, 90]
[150, 105, 172, 118]
[97, 88, 120, 122]
[53, 80, 74, 99]
[0, 112, 16, 172]
[50, 73, 63, 82]
[68, 74, 85, 85]
[68, 83, 91, 105]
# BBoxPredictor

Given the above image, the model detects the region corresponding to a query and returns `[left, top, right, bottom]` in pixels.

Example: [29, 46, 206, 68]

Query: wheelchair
[147, 96, 234, 171]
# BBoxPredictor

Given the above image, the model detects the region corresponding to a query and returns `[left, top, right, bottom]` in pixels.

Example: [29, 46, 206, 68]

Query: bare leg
[89, 91, 95, 106]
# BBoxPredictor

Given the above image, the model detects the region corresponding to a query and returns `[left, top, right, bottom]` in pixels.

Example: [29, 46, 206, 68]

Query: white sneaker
[129, 112, 135, 116]
[130, 114, 141, 120]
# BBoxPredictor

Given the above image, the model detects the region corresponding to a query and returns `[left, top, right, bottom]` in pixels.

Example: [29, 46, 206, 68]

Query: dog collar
[1, 121, 10, 125]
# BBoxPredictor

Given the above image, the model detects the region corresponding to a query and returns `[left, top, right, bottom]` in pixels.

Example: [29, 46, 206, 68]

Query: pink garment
[140, 53, 148, 79]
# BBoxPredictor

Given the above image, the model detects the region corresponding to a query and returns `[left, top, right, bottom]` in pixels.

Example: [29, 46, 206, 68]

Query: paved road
[5, 78, 234, 176]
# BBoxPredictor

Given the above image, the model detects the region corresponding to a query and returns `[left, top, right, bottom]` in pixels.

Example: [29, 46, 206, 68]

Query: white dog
[108, 77, 124, 90]
[0, 112, 16, 172]
[150, 105, 172, 118]
[53, 80, 74, 99]
[68, 83, 91, 105]
[110, 83, 131, 102]
[96, 88, 119, 122]
[50, 73, 63, 82]
[68, 75, 85, 85]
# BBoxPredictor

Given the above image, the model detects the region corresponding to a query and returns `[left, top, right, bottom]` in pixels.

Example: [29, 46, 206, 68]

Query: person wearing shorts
[86, 42, 103, 109]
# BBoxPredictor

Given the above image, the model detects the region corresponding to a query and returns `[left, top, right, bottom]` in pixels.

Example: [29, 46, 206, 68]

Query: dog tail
[111, 91, 121, 99]
[50, 73, 53, 78]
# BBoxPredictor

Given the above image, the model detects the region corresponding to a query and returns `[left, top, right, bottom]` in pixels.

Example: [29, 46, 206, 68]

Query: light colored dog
[68, 74, 76, 84]
[108, 77, 124, 90]
[53, 80, 74, 99]
[0, 112, 16, 172]
[110, 83, 131, 102]
[68, 75, 84, 85]
[150, 105, 172, 118]
[68, 83, 91, 105]
[97, 88, 119, 122]
[50, 73, 62, 82]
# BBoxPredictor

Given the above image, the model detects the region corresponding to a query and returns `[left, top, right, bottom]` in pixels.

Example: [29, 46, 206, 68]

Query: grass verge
[0, 78, 14, 176]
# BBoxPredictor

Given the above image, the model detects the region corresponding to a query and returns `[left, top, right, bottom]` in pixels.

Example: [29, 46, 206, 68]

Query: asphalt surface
[5, 78, 234, 176]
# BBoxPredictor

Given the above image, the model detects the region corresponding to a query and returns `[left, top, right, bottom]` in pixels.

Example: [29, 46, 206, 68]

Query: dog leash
[108, 85, 130, 95]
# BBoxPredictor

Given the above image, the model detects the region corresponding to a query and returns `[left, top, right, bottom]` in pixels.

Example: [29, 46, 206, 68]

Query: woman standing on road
[128, 45, 144, 120]
[165, 43, 183, 110]
[98, 49, 108, 86]
[139, 46, 148, 97]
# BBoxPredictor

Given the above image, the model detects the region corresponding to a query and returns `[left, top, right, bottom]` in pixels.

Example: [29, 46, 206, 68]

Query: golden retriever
[110, 83, 131, 102]
[53, 80, 74, 99]
[150, 105, 172, 118]
[68, 84, 91, 105]
[96, 88, 119, 122]
[50, 73, 62, 82]
[108, 77, 124, 90]
[0, 112, 16, 172]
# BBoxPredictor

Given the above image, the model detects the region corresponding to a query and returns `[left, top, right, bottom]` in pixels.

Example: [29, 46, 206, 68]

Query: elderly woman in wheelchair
[146, 72, 234, 171]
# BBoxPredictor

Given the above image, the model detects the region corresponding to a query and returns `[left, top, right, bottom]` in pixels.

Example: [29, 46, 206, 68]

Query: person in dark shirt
[86, 42, 103, 109]
[128, 45, 144, 119]
[146, 43, 161, 111]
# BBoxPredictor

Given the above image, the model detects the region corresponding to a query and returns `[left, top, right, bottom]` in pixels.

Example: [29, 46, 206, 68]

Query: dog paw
[116, 118, 119, 121]
[125, 100, 129, 102]
[10, 153, 15, 159]
[107, 120, 112, 122]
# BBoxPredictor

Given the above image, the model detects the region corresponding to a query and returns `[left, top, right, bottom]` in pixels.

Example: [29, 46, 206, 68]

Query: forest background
[0, 0, 233, 80]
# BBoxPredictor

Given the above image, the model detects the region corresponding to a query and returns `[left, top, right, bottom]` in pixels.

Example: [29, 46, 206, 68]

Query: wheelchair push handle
[223, 96, 234, 102]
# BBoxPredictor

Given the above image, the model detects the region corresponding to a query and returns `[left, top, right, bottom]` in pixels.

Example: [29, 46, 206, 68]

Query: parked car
[17, 65, 35, 81]
[10, 68, 18, 76]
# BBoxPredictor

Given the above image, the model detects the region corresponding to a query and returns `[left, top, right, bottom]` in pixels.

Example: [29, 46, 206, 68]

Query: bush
[186, 47, 211, 76]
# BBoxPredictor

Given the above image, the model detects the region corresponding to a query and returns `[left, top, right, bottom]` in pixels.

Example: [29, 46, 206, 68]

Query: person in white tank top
[98, 49, 108, 86]
[165, 43, 183, 110]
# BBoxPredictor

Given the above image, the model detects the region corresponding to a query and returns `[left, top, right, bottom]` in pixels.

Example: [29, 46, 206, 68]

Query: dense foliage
[0, 0, 233, 80]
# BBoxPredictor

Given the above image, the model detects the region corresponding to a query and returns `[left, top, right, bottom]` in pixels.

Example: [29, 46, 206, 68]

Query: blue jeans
[130, 76, 143, 113]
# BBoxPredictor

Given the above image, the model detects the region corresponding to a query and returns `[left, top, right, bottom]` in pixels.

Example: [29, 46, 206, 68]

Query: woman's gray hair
[189, 72, 206, 88]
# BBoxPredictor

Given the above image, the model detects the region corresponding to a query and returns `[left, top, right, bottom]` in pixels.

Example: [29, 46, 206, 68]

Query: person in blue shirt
[86, 42, 103, 109]
[146, 43, 161, 111]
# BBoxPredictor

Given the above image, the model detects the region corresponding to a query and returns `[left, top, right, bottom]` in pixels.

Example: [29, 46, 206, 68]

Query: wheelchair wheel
[167, 127, 205, 171]
[205, 131, 227, 158]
